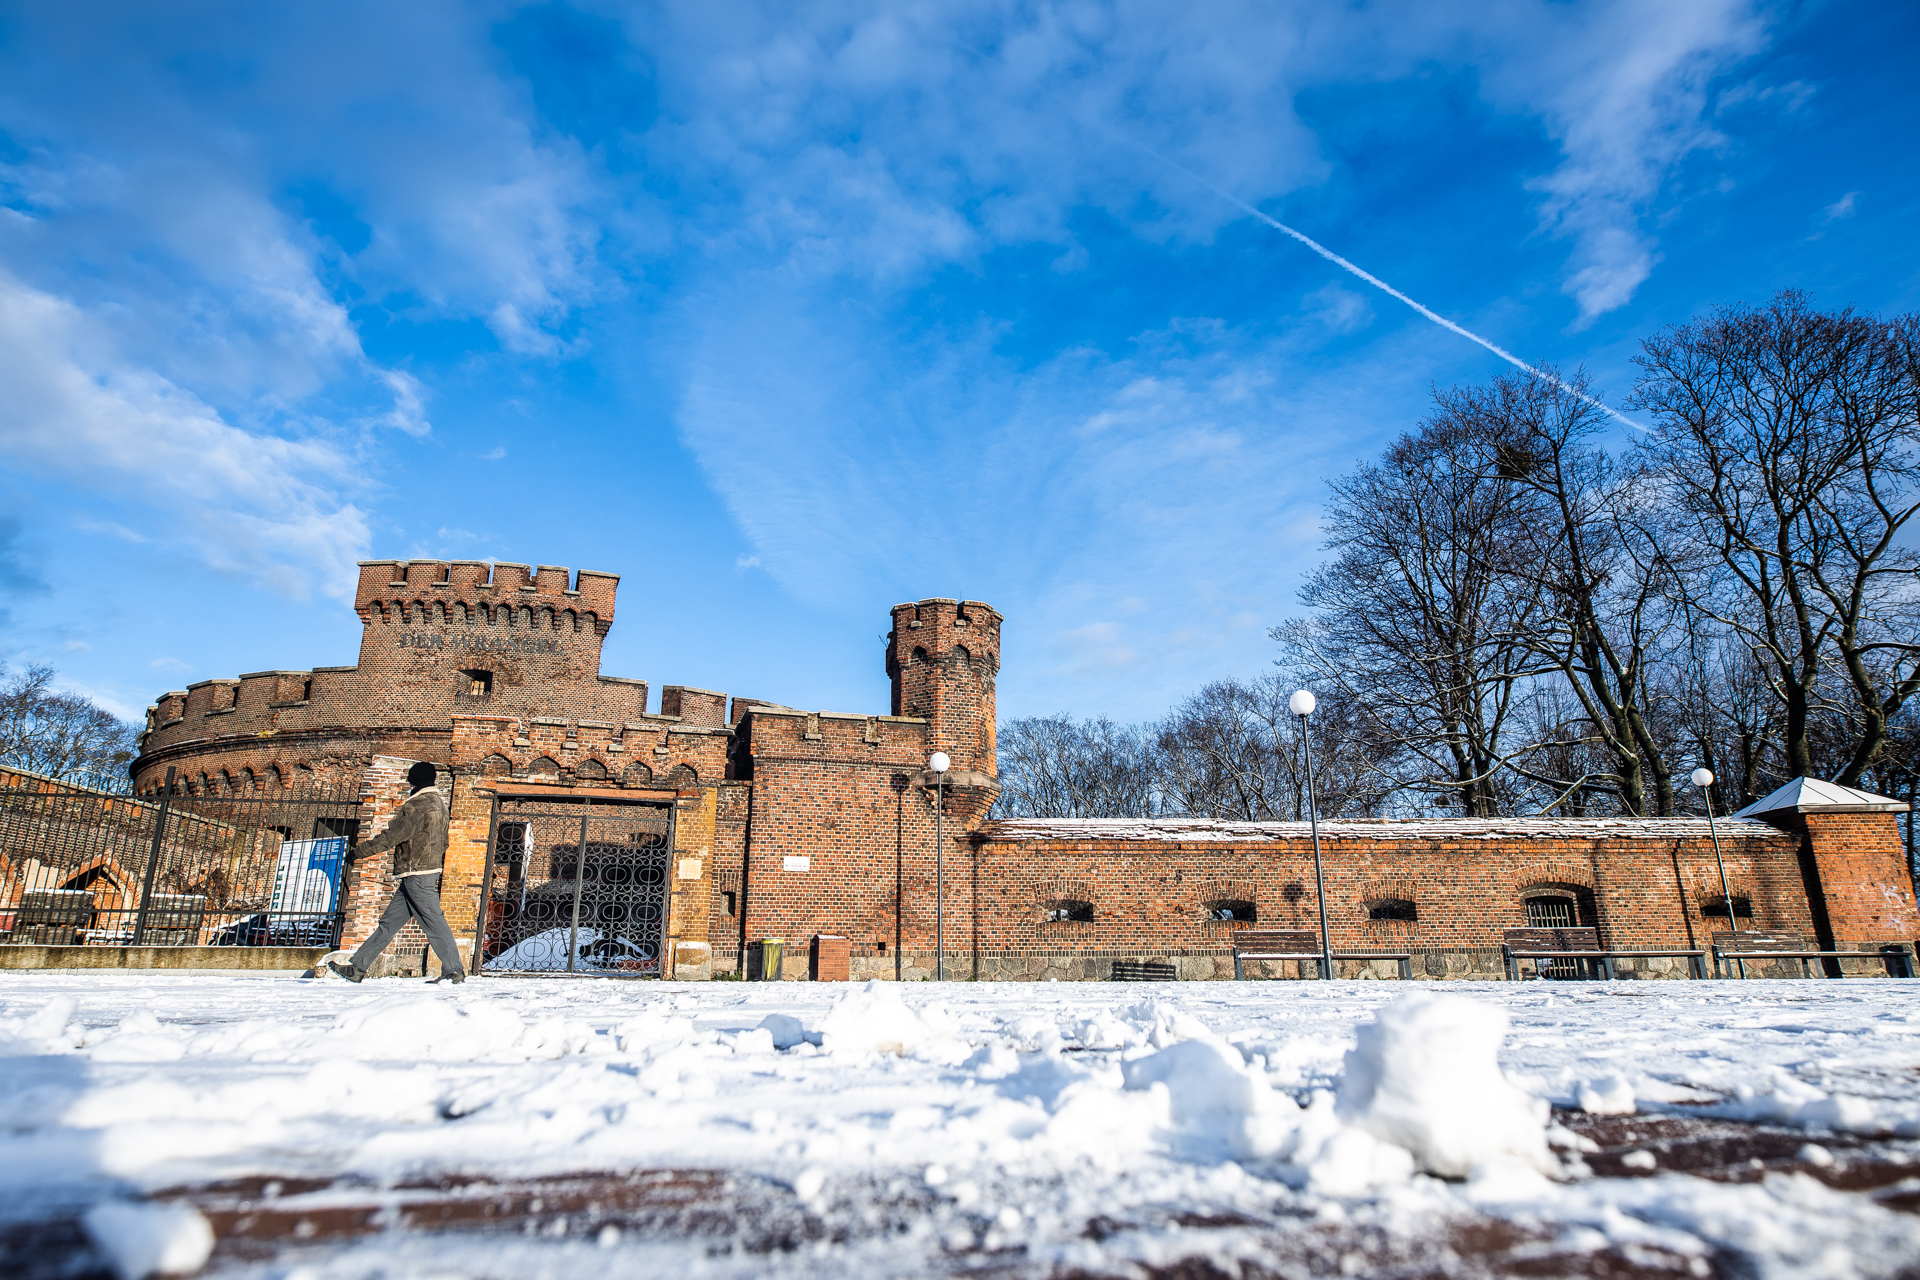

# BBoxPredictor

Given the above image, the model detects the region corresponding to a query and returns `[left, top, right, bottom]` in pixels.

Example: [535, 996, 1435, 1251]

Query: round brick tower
[886, 598, 1001, 777]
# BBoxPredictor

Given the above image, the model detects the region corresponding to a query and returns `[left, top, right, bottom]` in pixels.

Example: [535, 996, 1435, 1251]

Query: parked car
[209, 913, 337, 948]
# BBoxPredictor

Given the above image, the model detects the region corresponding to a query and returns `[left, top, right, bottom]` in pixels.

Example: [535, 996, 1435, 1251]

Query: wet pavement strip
[7, 1109, 1918, 1279]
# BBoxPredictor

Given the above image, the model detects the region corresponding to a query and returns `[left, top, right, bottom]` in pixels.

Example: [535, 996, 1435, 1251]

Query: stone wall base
[0, 945, 328, 971]
[677, 943, 1913, 983]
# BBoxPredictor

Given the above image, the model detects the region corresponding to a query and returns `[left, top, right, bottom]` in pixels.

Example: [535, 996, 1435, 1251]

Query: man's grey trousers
[348, 873, 465, 978]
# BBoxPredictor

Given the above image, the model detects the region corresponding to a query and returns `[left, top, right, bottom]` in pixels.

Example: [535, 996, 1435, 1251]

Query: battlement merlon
[661, 687, 728, 727]
[354, 560, 620, 625]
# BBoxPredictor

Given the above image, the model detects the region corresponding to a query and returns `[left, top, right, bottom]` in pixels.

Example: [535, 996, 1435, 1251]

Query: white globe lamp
[1287, 688, 1331, 979]
[928, 751, 952, 980]
[1692, 765, 1739, 970]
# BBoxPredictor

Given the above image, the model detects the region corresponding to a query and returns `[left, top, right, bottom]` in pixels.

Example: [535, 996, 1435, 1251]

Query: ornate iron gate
[472, 794, 673, 976]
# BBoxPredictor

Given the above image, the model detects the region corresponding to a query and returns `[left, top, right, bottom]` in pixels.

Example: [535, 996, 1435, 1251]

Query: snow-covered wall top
[982, 816, 1788, 843]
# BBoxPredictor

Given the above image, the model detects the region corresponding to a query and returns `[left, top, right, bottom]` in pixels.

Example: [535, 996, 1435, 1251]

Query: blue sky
[2, 1, 1916, 730]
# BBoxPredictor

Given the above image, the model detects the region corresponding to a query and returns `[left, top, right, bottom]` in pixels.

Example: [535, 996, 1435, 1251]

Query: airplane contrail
[1140, 148, 1646, 431]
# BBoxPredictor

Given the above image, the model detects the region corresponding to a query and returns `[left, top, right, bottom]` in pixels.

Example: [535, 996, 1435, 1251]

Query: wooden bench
[137, 893, 208, 947]
[1503, 928, 1707, 981]
[1711, 930, 1915, 979]
[1230, 929, 1412, 980]
[1111, 959, 1177, 982]
[8, 889, 93, 946]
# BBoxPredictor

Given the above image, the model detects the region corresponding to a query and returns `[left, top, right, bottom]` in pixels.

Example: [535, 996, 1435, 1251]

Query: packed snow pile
[814, 979, 943, 1054]
[3, 974, 1918, 1278]
[1337, 992, 1553, 1177]
[82, 1202, 213, 1279]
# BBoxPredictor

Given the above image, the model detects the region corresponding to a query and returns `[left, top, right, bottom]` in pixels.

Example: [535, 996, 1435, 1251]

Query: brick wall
[1800, 811, 1920, 949]
[727, 707, 940, 977]
[963, 823, 1808, 961]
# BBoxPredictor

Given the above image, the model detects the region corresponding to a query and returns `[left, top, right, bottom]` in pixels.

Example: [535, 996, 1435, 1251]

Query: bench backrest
[1711, 930, 1807, 950]
[1230, 929, 1318, 953]
[17, 889, 94, 927]
[1112, 959, 1177, 981]
[143, 894, 207, 930]
[1502, 927, 1599, 952]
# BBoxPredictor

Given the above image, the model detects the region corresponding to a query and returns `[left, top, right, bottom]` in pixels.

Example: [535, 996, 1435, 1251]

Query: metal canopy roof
[1731, 776, 1909, 820]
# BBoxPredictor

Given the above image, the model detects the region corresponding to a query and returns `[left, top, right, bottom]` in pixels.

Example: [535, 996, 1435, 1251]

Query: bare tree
[1157, 673, 1393, 820]
[1279, 407, 1551, 815]
[1439, 369, 1683, 814]
[1157, 678, 1296, 820]
[0, 663, 139, 784]
[1633, 292, 1920, 784]
[991, 715, 1162, 818]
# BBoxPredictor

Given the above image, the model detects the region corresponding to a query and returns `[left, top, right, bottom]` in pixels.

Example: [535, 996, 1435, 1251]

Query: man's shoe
[431, 971, 466, 985]
[326, 960, 363, 983]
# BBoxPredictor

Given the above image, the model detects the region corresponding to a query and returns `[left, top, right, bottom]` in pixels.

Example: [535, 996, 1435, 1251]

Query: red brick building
[131, 560, 1919, 980]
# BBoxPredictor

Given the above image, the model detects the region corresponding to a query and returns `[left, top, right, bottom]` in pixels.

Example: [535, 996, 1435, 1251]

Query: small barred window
[1042, 899, 1094, 923]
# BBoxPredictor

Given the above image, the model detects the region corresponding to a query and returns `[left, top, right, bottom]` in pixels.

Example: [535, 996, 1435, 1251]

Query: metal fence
[0, 766, 362, 949]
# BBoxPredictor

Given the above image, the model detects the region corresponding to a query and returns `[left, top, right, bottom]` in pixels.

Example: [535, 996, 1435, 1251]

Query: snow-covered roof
[1732, 776, 1909, 819]
[982, 815, 1787, 843]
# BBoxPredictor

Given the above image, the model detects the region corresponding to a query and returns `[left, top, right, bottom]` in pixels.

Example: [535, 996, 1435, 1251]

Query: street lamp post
[1692, 767, 1743, 978]
[930, 751, 950, 981]
[1290, 691, 1334, 981]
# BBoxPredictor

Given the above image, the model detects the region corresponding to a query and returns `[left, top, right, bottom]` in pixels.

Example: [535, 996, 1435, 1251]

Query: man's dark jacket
[355, 788, 450, 877]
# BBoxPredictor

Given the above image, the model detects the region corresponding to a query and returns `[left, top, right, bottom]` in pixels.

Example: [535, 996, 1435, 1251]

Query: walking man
[327, 761, 466, 984]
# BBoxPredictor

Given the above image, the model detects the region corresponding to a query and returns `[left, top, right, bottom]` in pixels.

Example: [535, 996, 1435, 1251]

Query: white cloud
[1473, 0, 1769, 324]
[631, 2, 1776, 330]
[1822, 191, 1859, 223]
[673, 270, 1466, 713]
[0, 272, 370, 600]
[71, 514, 148, 543]
[374, 370, 432, 438]
[1301, 283, 1374, 335]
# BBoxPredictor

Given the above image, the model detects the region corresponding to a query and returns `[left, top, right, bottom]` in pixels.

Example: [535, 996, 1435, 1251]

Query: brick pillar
[1801, 811, 1920, 963]
[668, 788, 715, 979]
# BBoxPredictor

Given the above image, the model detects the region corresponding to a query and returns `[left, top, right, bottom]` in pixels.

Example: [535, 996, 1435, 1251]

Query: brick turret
[887, 598, 1001, 777]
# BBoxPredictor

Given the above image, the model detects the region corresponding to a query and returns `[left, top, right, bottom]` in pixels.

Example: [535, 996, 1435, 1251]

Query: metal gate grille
[473, 795, 672, 975]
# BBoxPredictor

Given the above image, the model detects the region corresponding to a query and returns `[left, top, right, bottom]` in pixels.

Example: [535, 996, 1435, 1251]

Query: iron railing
[0, 766, 362, 949]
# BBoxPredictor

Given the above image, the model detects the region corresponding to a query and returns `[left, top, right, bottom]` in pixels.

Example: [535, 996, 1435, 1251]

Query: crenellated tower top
[354, 560, 618, 632]
[887, 598, 1001, 776]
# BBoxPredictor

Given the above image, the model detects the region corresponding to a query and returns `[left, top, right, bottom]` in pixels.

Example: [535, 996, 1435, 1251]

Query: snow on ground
[2, 973, 1919, 1279]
